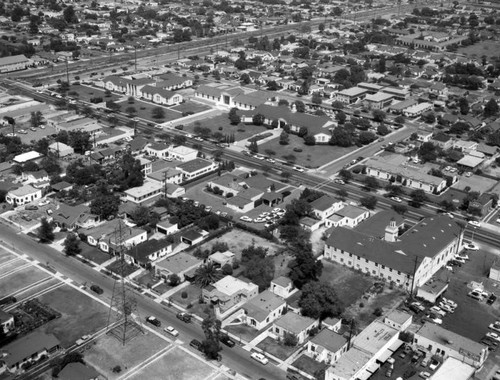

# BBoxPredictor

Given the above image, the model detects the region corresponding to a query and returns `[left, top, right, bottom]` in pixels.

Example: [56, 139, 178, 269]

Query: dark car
[146, 316, 161, 327]
[447, 260, 462, 267]
[189, 339, 203, 351]
[219, 334, 236, 347]
[176, 312, 192, 323]
[25, 205, 38, 210]
[0, 296, 17, 306]
[90, 285, 103, 294]
[487, 294, 497, 305]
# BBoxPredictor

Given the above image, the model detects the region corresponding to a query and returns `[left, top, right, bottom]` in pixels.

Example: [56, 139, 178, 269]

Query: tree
[283, 332, 299, 346]
[339, 169, 352, 183]
[409, 189, 428, 208]
[201, 312, 222, 360]
[125, 106, 137, 116]
[458, 97, 469, 115]
[294, 101, 306, 113]
[228, 107, 240, 125]
[11, 5, 24, 22]
[63, 234, 81, 256]
[248, 140, 258, 153]
[372, 109, 386, 122]
[299, 281, 342, 320]
[194, 262, 223, 288]
[439, 200, 456, 212]
[152, 107, 165, 119]
[279, 131, 289, 145]
[377, 124, 390, 136]
[363, 176, 379, 191]
[105, 100, 121, 112]
[63, 6, 78, 24]
[421, 112, 436, 124]
[358, 131, 376, 145]
[335, 111, 347, 124]
[484, 98, 499, 117]
[311, 93, 322, 105]
[252, 114, 265, 126]
[30, 111, 43, 129]
[29, 15, 39, 34]
[392, 204, 408, 215]
[167, 273, 180, 286]
[360, 196, 377, 210]
[336, 189, 348, 200]
[90, 195, 120, 219]
[288, 249, 323, 289]
[38, 218, 54, 243]
[173, 135, 187, 146]
[418, 142, 438, 163]
[394, 115, 405, 125]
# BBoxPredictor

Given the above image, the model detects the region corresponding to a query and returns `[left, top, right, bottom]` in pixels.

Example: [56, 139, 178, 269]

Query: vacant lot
[128, 347, 215, 380]
[69, 84, 121, 103]
[38, 285, 109, 347]
[259, 134, 356, 169]
[0, 265, 49, 296]
[451, 174, 497, 194]
[204, 228, 284, 256]
[118, 99, 182, 123]
[456, 40, 500, 59]
[85, 330, 170, 379]
[185, 115, 267, 141]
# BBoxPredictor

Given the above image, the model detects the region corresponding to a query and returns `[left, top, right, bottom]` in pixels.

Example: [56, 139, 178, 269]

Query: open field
[172, 101, 211, 114]
[128, 347, 215, 380]
[258, 134, 356, 169]
[38, 285, 109, 347]
[456, 40, 500, 59]
[69, 84, 121, 103]
[85, 329, 170, 380]
[118, 99, 182, 123]
[0, 265, 50, 296]
[185, 115, 267, 141]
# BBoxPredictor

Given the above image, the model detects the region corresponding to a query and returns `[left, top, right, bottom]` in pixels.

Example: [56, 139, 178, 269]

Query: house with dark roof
[270, 276, 296, 299]
[52, 204, 100, 230]
[127, 137, 150, 154]
[272, 312, 319, 344]
[103, 75, 128, 93]
[146, 142, 170, 158]
[176, 158, 218, 181]
[155, 73, 192, 90]
[84, 219, 147, 254]
[468, 193, 493, 216]
[324, 215, 464, 291]
[324, 205, 370, 228]
[0, 54, 30, 73]
[306, 329, 348, 365]
[155, 251, 203, 282]
[125, 238, 173, 267]
[310, 195, 344, 220]
[242, 290, 286, 330]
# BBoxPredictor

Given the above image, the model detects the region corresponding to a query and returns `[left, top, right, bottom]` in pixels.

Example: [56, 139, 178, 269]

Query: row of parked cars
[239, 207, 286, 226]
[408, 297, 458, 326]
[481, 321, 500, 352]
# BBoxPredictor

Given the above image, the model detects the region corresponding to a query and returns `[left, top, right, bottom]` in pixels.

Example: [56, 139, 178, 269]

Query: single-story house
[242, 290, 287, 330]
[124, 238, 173, 267]
[155, 251, 202, 281]
[156, 220, 179, 235]
[6, 185, 42, 206]
[306, 329, 348, 365]
[272, 312, 319, 344]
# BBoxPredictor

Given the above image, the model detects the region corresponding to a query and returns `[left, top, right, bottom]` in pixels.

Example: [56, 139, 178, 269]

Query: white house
[6, 185, 42, 206]
[140, 85, 183, 105]
[202, 275, 259, 313]
[384, 310, 412, 331]
[272, 312, 319, 344]
[270, 276, 296, 299]
[124, 238, 173, 266]
[167, 145, 198, 162]
[124, 181, 163, 204]
[324, 206, 370, 228]
[242, 290, 287, 330]
[176, 158, 218, 181]
[0, 310, 14, 333]
[310, 195, 344, 220]
[146, 142, 170, 158]
[306, 329, 348, 365]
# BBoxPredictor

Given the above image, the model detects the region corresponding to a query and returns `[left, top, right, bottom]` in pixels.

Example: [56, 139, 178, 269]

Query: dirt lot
[85, 330, 170, 380]
[38, 285, 109, 347]
[127, 346, 215, 380]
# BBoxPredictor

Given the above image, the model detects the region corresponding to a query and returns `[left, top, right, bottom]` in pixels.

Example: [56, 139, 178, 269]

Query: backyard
[258, 134, 356, 169]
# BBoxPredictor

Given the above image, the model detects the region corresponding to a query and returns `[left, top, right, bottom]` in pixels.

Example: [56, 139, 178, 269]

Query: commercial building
[167, 145, 198, 162]
[176, 158, 218, 181]
[0, 55, 30, 73]
[124, 181, 163, 204]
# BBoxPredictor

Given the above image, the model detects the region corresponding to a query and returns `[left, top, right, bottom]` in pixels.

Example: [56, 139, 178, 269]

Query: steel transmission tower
[106, 220, 144, 345]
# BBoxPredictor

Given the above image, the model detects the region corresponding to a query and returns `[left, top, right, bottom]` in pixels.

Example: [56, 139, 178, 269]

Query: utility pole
[65, 58, 69, 85]
[134, 46, 137, 72]
[163, 169, 169, 198]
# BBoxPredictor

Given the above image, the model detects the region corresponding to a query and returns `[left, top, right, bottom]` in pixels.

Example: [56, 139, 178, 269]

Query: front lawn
[68, 84, 121, 103]
[256, 336, 299, 361]
[106, 260, 139, 277]
[170, 283, 202, 307]
[185, 115, 267, 141]
[292, 354, 328, 378]
[172, 101, 211, 114]
[258, 134, 356, 169]
[77, 243, 110, 265]
[119, 99, 183, 123]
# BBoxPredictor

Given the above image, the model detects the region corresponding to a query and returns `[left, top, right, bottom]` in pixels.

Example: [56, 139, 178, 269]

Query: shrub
[181, 291, 188, 299]
[175, 125, 184, 130]
[373, 307, 383, 317]
[359, 302, 364, 308]
[112, 366, 122, 373]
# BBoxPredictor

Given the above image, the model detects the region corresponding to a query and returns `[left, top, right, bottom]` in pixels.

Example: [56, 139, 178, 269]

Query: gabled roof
[141, 85, 176, 99]
[310, 195, 337, 212]
[2, 332, 60, 367]
[126, 238, 173, 262]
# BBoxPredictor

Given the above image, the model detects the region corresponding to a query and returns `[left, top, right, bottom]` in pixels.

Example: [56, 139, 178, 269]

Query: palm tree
[194, 262, 223, 288]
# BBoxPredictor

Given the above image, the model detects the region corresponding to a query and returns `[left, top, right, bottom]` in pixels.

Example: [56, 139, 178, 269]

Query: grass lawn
[68, 84, 121, 103]
[320, 260, 375, 310]
[95, 126, 126, 142]
[79, 243, 111, 265]
[258, 134, 356, 169]
[456, 40, 500, 59]
[118, 99, 182, 123]
[38, 285, 109, 347]
[172, 101, 211, 114]
[225, 324, 262, 343]
[256, 336, 299, 361]
[153, 282, 172, 295]
[106, 260, 139, 277]
[128, 346, 215, 380]
[185, 115, 268, 141]
[0, 266, 49, 296]
[85, 330, 170, 380]
[135, 270, 159, 287]
[171, 283, 202, 307]
[292, 354, 328, 377]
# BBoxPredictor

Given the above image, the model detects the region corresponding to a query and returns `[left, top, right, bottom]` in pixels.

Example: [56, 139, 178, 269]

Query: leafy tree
[63, 234, 81, 256]
[106, 100, 121, 112]
[201, 312, 222, 360]
[409, 189, 428, 208]
[30, 111, 43, 129]
[228, 107, 240, 125]
[63, 5, 78, 23]
[294, 101, 306, 113]
[167, 273, 180, 286]
[194, 262, 223, 288]
[152, 107, 165, 119]
[392, 204, 408, 215]
[363, 177, 379, 191]
[336, 189, 348, 200]
[339, 169, 352, 183]
[335, 111, 347, 124]
[125, 106, 137, 116]
[252, 114, 265, 126]
[484, 98, 499, 117]
[377, 124, 390, 136]
[283, 332, 299, 346]
[394, 115, 405, 125]
[372, 109, 386, 122]
[279, 131, 289, 145]
[130, 206, 153, 226]
[439, 200, 456, 212]
[288, 249, 323, 289]
[38, 218, 55, 243]
[278, 99, 289, 107]
[418, 142, 438, 163]
[458, 97, 469, 115]
[90, 195, 120, 219]
[173, 135, 187, 146]
[116, 153, 144, 190]
[358, 131, 376, 145]
[299, 281, 342, 320]
[360, 196, 377, 210]
[421, 112, 436, 124]
[11, 5, 24, 22]
[248, 140, 258, 153]
[311, 93, 322, 105]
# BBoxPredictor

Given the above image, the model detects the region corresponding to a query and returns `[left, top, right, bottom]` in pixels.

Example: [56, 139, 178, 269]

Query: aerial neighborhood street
[0, 0, 499, 380]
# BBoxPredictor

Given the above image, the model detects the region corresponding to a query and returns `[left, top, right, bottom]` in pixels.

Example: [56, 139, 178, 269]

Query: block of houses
[21, 169, 49, 186]
[5, 185, 42, 206]
[324, 215, 463, 292]
[84, 220, 147, 254]
[125, 238, 173, 267]
[13, 151, 43, 165]
[203, 275, 259, 314]
[0, 309, 14, 333]
[310, 195, 344, 220]
[325, 205, 370, 228]
[165, 183, 186, 198]
[402, 102, 433, 117]
[325, 320, 401, 380]
[2, 332, 61, 373]
[388, 98, 419, 114]
[176, 158, 218, 181]
[155, 73, 193, 90]
[413, 323, 488, 368]
[156, 220, 178, 235]
[456, 155, 484, 172]
[272, 312, 319, 344]
[323, 317, 342, 332]
[383, 310, 412, 331]
[306, 329, 348, 365]
[363, 92, 394, 109]
[416, 278, 449, 304]
[154, 251, 202, 282]
[270, 276, 296, 299]
[123, 181, 163, 204]
[208, 250, 235, 267]
[242, 290, 287, 330]
[138, 157, 153, 176]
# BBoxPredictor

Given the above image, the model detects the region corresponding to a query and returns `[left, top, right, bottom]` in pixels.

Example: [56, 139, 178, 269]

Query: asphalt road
[0, 224, 287, 380]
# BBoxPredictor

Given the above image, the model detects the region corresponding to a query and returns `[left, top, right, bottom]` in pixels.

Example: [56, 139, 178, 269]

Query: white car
[444, 212, 454, 218]
[38, 200, 50, 206]
[390, 196, 402, 203]
[464, 243, 479, 251]
[293, 166, 304, 172]
[486, 332, 500, 342]
[251, 352, 268, 365]
[454, 257, 466, 264]
[489, 322, 500, 333]
[468, 220, 481, 228]
[419, 371, 431, 379]
[438, 303, 455, 313]
[430, 306, 446, 317]
[441, 297, 457, 309]
[425, 315, 442, 325]
[164, 326, 179, 337]
[266, 158, 276, 163]
[456, 254, 469, 261]
[254, 155, 265, 160]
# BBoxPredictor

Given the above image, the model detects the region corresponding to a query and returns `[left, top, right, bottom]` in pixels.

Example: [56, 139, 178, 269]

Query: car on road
[176, 312, 192, 323]
[90, 284, 103, 294]
[219, 334, 236, 347]
[189, 339, 203, 351]
[251, 352, 269, 365]
[25, 205, 38, 210]
[468, 220, 481, 228]
[464, 243, 479, 251]
[164, 326, 179, 337]
[76, 335, 91, 346]
[419, 372, 431, 379]
[390, 196, 402, 203]
[293, 166, 304, 172]
[146, 316, 161, 327]
[254, 155, 265, 160]
[266, 158, 276, 163]
[334, 179, 345, 184]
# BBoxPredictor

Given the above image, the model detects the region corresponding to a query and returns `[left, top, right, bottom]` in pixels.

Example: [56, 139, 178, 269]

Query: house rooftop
[274, 312, 316, 335]
[385, 310, 412, 326]
[272, 276, 292, 288]
[176, 158, 214, 173]
[352, 320, 398, 354]
[336, 205, 367, 219]
[310, 329, 347, 353]
[2, 331, 60, 367]
[354, 210, 404, 239]
[126, 238, 173, 262]
[211, 275, 257, 297]
[155, 251, 202, 273]
[242, 290, 285, 322]
[310, 195, 338, 212]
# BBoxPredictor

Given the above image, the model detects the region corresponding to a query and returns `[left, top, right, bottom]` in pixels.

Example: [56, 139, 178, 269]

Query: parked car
[486, 332, 500, 342]
[489, 321, 500, 333]
[441, 298, 457, 309]
[438, 303, 455, 313]
[251, 352, 269, 365]
[453, 257, 466, 264]
[430, 306, 446, 317]
[419, 372, 431, 379]
[386, 367, 393, 377]
[146, 316, 161, 327]
[428, 360, 440, 371]
[421, 357, 429, 367]
[164, 326, 179, 337]
[25, 205, 38, 211]
[455, 254, 469, 261]
[176, 312, 192, 323]
[487, 294, 497, 306]
[468, 291, 483, 300]
[293, 166, 304, 173]
[38, 200, 50, 206]
[409, 302, 425, 313]
[468, 220, 481, 228]
[189, 339, 203, 351]
[219, 334, 236, 347]
[90, 284, 103, 294]
[76, 335, 91, 346]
